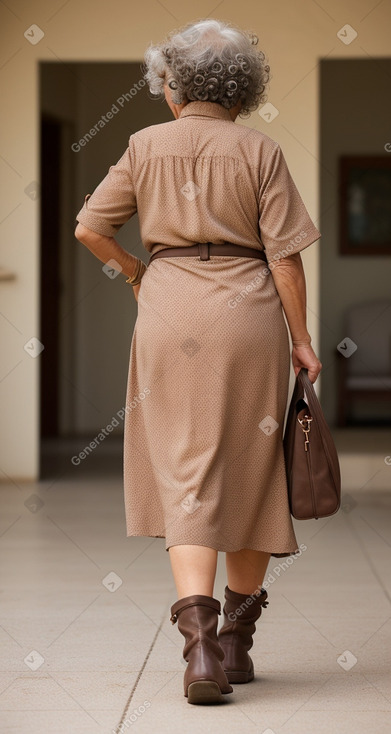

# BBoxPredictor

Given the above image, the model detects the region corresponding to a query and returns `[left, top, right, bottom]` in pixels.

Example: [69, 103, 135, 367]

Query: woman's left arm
[74, 223, 143, 300]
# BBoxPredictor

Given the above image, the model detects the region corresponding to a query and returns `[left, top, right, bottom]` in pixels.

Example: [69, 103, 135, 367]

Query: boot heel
[187, 680, 224, 704]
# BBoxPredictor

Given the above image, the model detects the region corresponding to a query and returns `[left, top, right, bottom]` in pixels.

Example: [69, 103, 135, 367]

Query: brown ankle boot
[217, 585, 269, 683]
[170, 594, 234, 704]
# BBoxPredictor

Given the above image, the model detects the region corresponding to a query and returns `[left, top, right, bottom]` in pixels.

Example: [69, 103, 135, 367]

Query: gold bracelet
[125, 259, 147, 285]
[126, 258, 141, 283]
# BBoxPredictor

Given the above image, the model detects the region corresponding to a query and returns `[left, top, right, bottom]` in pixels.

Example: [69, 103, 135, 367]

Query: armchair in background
[336, 299, 391, 426]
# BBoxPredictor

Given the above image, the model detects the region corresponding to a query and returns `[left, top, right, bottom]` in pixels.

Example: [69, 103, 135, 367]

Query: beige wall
[1, 1, 390, 479]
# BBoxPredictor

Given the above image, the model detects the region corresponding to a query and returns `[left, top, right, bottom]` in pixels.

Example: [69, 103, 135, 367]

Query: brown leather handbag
[283, 367, 341, 520]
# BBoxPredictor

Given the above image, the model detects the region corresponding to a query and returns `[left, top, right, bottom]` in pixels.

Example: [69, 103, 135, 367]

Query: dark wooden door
[40, 115, 61, 438]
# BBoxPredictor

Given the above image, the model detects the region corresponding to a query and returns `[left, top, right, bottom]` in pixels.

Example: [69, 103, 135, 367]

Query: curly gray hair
[141, 18, 271, 119]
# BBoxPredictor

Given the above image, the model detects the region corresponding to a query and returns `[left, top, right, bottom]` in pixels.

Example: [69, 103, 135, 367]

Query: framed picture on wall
[339, 155, 391, 255]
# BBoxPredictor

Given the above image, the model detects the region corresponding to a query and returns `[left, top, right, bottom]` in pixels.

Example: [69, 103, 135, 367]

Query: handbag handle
[294, 368, 341, 493]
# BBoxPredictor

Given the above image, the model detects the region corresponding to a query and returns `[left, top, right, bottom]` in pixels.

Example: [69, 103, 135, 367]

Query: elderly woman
[75, 18, 322, 705]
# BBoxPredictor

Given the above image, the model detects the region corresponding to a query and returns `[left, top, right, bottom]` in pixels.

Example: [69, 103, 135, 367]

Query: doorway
[39, 62, 171, 478]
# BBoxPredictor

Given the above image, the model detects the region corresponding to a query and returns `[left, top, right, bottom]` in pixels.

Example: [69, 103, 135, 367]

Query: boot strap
[224, 585, 269, 609]
[170, 595, 221, 625]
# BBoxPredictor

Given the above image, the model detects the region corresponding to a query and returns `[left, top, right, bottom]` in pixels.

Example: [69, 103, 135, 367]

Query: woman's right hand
[291, 344, 322, 383]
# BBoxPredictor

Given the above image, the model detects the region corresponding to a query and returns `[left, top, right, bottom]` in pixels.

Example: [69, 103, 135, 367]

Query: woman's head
[142, 18, 271, 118]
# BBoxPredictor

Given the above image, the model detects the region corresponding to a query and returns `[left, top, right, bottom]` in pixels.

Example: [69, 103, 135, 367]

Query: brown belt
[148, 242, 268, 265]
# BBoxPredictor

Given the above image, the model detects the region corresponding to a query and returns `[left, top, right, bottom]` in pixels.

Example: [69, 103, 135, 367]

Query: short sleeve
[75, 137, 137, 237]
[259, 143, 321, 262]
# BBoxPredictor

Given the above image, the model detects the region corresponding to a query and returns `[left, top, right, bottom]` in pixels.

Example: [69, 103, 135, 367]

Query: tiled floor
[0, 436, 390, 733]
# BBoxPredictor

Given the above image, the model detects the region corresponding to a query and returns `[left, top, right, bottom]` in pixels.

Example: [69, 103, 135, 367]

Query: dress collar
[178, 100, 233, 121]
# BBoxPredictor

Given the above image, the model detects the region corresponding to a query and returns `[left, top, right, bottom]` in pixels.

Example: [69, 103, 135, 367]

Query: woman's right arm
[270, 251, 322, 383]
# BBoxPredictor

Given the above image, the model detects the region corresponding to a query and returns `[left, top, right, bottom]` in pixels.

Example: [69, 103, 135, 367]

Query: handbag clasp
[297, 414, 312, 451]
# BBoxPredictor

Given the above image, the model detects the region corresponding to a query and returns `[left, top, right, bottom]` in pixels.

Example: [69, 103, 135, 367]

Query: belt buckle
[198, 243, 210, 261]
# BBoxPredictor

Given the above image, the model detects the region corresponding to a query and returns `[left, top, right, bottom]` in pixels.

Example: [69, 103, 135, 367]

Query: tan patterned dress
[76, 100, 321, 557]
